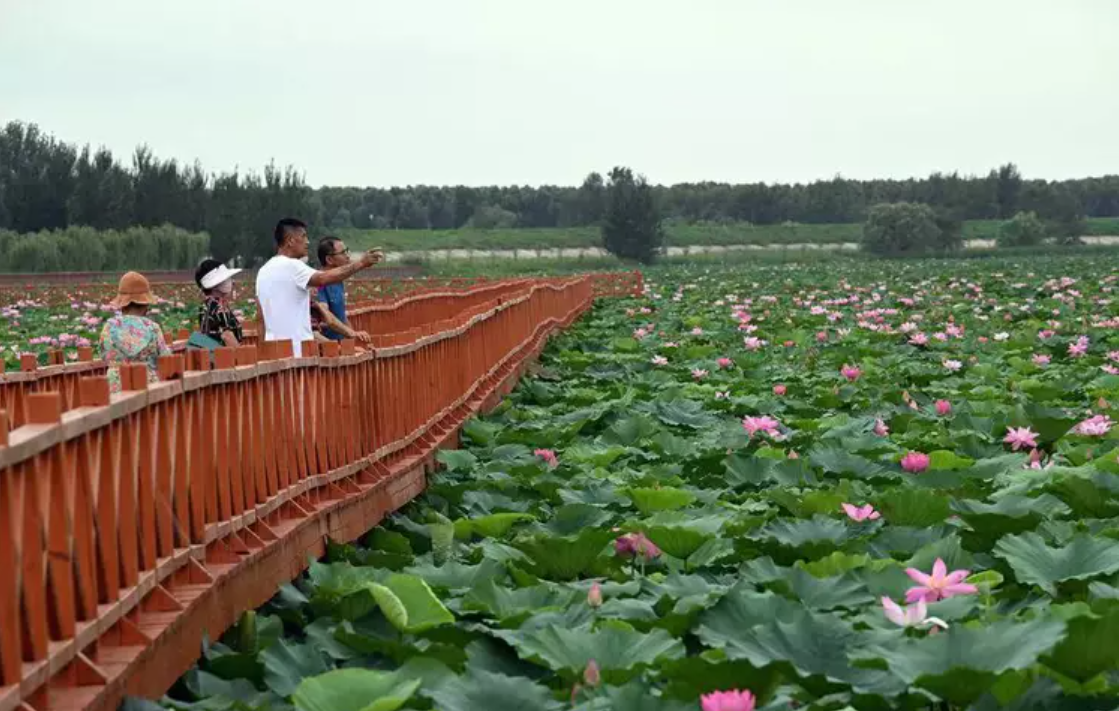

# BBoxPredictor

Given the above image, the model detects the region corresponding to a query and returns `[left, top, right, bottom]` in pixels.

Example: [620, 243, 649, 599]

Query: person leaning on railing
[99, 271, 172, 393]
[315, 235, 372, 344]
[256, 218, 384, 357]
[194, 258, 244, 347]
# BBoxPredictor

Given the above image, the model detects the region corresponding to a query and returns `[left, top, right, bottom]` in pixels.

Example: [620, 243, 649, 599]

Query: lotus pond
[149, 256, 1119, 711]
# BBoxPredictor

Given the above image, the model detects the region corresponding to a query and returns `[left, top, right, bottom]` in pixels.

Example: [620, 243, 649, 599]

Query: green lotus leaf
[292, 669, 421, 711]
[994, 532, 1119, 594]
[428, 668, 562, 711]
[502, 623, 684, 679]
[461, 580, 575, 623]
[261, 639, 330, 697]
[627, 486, 697, 514]
[453, 513, 535, 540]
[859, 618, 1066, 705]
[514, 528, 615, 580]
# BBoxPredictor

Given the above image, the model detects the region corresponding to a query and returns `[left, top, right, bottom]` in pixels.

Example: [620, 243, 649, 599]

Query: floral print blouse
[98, 315, 172, 393]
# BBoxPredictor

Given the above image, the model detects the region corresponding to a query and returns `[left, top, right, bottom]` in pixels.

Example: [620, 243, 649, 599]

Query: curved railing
[0, 271, 640, 711]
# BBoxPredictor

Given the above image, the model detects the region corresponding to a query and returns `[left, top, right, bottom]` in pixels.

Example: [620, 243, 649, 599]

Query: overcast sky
[1, 0, 1116, 187]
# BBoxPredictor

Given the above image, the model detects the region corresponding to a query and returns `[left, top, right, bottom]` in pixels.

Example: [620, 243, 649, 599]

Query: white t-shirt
[256, 255, 317, 356]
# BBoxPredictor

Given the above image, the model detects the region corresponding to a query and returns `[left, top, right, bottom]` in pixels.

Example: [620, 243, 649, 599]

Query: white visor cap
[200, 264, 243, 290]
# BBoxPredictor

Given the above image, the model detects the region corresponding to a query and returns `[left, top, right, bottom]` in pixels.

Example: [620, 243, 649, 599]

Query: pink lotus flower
[583, 659, 601, 687]
[1004, 426, 1039, 451]
[632, 328, 649, 339]
[882, 597, 926, 627]
[935, 400, 952, 417]
[1073, 414, 1113, 437]
[1027, 448, 1048, 470]
[691, 327, 704, 336]
[743, 336, 767, 351]
[773, 384, 787, 396]
[909, 332, 929, 346]
[534, 449, 559, 468]
[874, 419, 890, 437]
[587, 581, 603, 608]
[842, 503, 880, 522]
[1032, 353, 1051, 366]
[1069, 336, 1089, 358]
[816, 331, 828, 343]
[742, 415, 781, 439]
[651, 356, 668, 366]
[701, 689, 756, 711]
[943, 359, 962, 372]
[1038, 329, 1055, 340]
[692, 368, 709, 380]
[841, 364, 861, 382]
[715, 391, 729, 400]
[904, 558, 978, 603]
[787, 450, 799, 459]
[615, 532, 661, 560]
[881, 597, 949, 629]
[900, 452, 930, 473]
[663, 341, 679, 349]
[717, 357, 734, 369]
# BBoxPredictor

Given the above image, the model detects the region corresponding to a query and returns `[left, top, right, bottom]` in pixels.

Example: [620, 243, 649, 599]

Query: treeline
[0, 225, 209, 273]
[319, 166, 1119, 233]
[0, 122, 311, 264]
[2, 120, 1118, 264]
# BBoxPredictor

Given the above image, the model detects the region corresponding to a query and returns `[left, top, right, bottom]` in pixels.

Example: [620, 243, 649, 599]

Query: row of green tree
[0, 225, 209, 273]
[317, 162, 1113, 234]
[604, 169, 1101, 264]
[3, 121, 1117, 262]
[0, 122, 311, 264]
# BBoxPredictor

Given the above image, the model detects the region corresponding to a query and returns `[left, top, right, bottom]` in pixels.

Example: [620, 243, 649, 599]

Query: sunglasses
[330, 248, 350, 257]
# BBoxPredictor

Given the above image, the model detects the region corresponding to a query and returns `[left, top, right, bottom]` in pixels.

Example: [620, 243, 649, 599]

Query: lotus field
[98, 256, 1119, 709]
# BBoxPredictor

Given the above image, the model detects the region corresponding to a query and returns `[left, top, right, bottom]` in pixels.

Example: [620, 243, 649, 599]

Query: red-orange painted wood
[0, 273, 618, 711]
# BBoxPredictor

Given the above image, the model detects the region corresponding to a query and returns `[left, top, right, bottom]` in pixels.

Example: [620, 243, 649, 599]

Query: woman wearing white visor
[194, 258, 244, 347]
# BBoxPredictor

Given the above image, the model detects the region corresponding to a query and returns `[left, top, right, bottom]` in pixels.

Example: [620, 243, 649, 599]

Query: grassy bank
[340, 217, 1119, 252]
[417, 241, 1119, 277]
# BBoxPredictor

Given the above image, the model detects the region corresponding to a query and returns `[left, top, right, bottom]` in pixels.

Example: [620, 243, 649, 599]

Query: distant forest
[1, 120, 1117, 262]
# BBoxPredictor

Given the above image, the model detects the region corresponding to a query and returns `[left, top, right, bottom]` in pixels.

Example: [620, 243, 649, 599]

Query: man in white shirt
[256, 218, 382, 356]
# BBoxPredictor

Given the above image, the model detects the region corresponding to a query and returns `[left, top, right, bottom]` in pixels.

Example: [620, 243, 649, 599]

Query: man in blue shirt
[316, 236, 372, 344]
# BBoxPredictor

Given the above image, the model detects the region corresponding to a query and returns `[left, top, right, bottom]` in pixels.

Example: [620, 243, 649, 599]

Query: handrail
[0, 276, 589, 429]
[0, 274, 605, 711]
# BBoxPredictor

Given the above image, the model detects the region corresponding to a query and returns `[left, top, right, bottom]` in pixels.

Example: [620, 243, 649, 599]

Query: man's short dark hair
[274, 218, 307, 247]
[194, 257, 223, 293]
[317, 236, 341, 267]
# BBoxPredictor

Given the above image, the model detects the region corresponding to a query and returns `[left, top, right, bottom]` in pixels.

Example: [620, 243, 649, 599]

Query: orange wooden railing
[0, 272, 637, 711]
[0, 273, 641, 430]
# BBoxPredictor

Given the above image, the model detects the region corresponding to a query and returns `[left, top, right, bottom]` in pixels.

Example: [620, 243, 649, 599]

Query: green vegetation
[146, 255, 1119, 710]
[4, 119, 1119, 266]
[340, 217, 1119, 254]
[0, 224, 208, 272]
[861, 202, 961, 257]
[997, 211, 1049, 248]
[601, 167, 664, 264]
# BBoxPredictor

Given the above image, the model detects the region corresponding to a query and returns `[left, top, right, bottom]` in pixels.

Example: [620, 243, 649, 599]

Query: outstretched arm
[307, 249, 384, 287]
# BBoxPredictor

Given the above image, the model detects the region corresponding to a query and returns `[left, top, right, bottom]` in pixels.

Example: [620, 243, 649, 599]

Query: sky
[1, 0, 1117, 188]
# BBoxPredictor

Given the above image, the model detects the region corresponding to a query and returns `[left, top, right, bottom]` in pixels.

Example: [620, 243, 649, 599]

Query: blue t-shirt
[317, 282, 348, 341]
